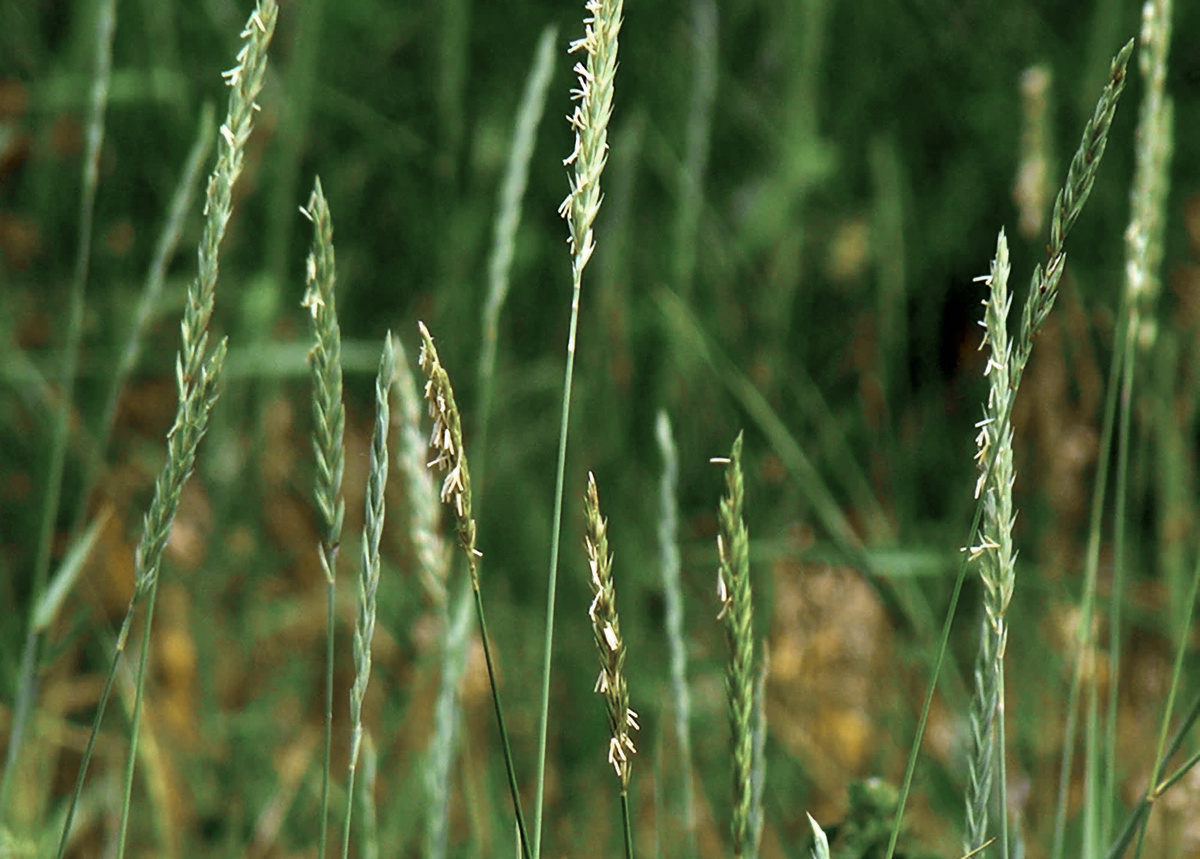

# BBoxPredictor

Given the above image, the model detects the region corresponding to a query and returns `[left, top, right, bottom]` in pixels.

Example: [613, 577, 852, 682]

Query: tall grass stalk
[885, 37, 1133, 859]
[673, 0, 717, 297]
[1, 0, 117, 818]
[478, 24, 558, 466]
[343, 334, 396, 859]
[535, 1, 623, 855]
[53, 4, 279, 854]
[418, 321, 531, 859]
[655, 411, 697, 858]
[1108, 0, 1173, 849]
[301, 176, 346, 858]
[584, 472, 638, 859]
[714, 433, 757, 859]
[962, 231, 1016, 859]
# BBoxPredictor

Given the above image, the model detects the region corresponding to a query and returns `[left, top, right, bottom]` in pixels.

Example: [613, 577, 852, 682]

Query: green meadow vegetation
[1, 0, 1199, 857]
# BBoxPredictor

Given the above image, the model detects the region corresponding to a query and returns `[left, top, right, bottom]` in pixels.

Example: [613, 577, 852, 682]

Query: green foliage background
[2, 0, 1199, 855]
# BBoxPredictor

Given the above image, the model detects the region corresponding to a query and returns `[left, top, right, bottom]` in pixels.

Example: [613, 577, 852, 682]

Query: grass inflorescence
[714, 433, 759, 859]
[300, 175, 346, 857]
[344, 333, 395, 859]
[583, 472, 638, 858]
[11, 1, 1200, 857]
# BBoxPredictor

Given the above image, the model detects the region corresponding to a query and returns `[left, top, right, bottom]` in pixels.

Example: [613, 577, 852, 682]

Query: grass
[3, 0, 1200, 857]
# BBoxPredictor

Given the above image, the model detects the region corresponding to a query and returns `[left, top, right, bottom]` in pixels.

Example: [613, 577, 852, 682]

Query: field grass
[2, 0, 1200, 857]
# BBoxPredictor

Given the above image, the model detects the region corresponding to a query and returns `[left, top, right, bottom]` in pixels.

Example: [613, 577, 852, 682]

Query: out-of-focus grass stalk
[673, 0, 717, 299]
[1013, 66, 1052, 242]
[478, 24, 557, 467]
[868, 134, 908, 513]
[1, 0, 117, 818]
[53, 5, 279, 855]
[342, 335, 396, 859]
[535, 2, 623, 856]
[1106, 0, 1173, 849]
[301, 177, 346, 858]
[655, 411, 697, 858]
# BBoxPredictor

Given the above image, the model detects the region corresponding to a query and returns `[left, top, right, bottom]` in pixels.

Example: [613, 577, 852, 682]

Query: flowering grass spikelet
[583, 472, 638, 789]
[418, 321, 481, 585]
[716, 433, 757, 859]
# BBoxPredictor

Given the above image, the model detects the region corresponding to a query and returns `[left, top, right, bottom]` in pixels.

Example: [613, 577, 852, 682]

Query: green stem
[319, 557, 337, 856]
[621, 789, 634, 859]
[533, 269, 582, 859]
[115, 578, 161, 858]
[475, 585, 532, 859]
[55, 609, 134, 859]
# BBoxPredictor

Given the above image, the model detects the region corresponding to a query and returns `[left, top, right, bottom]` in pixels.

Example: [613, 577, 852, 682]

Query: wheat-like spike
[300, 175, 346, 858]
[963, 232, 1017, 859]
[559, 0, 624, 297]
[302, 177, 346, 571]
[394, 334, 450, 603]
[584, 473, 639, 790]
[344, 334, 396, 858]
[1013, 38, 1133, 385]
[417, 321, 481, 585]
[716, 432, 756, 859]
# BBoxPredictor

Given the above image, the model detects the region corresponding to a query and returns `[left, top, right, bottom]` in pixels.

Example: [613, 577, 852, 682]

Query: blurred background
[2, 0, 1200, 855]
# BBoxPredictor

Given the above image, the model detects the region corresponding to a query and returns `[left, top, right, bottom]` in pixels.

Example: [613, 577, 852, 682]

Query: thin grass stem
[2, 0, 117, 816]
[478, 24, 557, 470]
[673, 0, 717, 298]
[1107, 4, 1174, 846]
